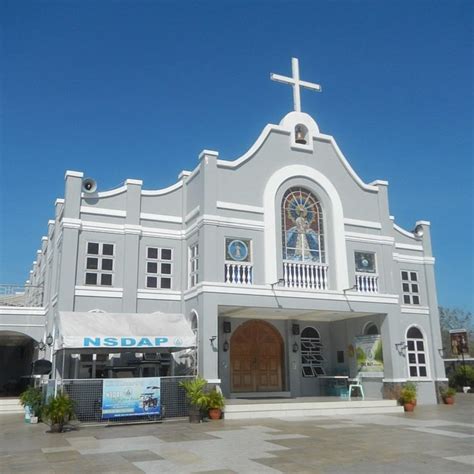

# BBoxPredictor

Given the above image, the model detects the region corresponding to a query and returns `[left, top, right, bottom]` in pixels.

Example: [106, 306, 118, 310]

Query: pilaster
[418, 221, 446, 380]
[57, 172, 83, 311]
[199, 150, 219, 282]
[200, 297, 219, 380]
[122, 179, 142, 312]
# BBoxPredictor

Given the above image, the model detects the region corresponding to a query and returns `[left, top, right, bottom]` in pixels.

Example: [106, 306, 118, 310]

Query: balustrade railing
[283, 262, 329, 290]
[0, 284, 43, 307]
[355, 273, 379, 293]
[225, 263, 253, 285]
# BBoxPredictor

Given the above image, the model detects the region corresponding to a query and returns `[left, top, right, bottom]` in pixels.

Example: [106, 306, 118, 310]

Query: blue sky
[1, 0, 472, 311]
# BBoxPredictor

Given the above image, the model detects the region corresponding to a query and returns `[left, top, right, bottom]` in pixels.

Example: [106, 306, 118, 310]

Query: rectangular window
[146, 247, 173, 289]
[85, 242, 114, 286]
[401, 270, 420, 305]
[189, 243, 199, 288]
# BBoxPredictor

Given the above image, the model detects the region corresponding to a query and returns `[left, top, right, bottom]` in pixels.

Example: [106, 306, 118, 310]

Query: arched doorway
[0, 331, 36, 396]
[230, 320, 284, 392]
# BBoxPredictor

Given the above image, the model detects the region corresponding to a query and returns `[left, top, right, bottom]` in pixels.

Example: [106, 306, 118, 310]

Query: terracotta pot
[443, 397, 454, 405]
[404, 403, 415, 412]
[208, 408, 222, 420]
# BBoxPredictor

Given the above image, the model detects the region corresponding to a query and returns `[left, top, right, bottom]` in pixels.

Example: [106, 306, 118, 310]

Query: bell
[295, 127, 307, 144]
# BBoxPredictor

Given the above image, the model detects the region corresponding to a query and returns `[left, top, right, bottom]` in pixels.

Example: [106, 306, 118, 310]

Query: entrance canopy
[56, 312, 196, 350]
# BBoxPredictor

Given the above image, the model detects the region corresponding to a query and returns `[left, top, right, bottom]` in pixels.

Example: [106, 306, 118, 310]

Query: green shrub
[179, 376, 208, 408]
[42, 393, 75, 427]
[440, 386, 456, 398]
[204, 388, 225, 409]
[449, 365, 474, 389]
[399, 382, 417, 404]
[19, 386, 43, 417]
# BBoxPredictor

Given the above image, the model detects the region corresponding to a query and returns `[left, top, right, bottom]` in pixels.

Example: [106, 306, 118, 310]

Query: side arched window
[365, 323, 379, 335]
[406, 326, 428, 378]
[282, 187, 325, 263]
[301, 327, 325, 377]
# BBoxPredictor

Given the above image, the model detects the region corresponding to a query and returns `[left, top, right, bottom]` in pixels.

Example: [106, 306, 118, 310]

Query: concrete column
[380, 309, 402, 381]
[199, 297, 218, 379]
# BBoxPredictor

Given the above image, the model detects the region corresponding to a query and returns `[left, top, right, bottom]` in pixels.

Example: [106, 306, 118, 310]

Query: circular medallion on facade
[227, 239, 249, 261]
[361, 258, 369, 268]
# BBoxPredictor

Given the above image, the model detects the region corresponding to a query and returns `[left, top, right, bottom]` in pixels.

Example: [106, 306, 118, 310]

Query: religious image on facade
[282, 187, 324, 263]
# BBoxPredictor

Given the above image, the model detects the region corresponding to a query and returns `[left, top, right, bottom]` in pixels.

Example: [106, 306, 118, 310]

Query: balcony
[225, 263, 253, 285]
[283, 262, 329, 290]
[355, 273, 379, 293]
[0, 285, 44, 308]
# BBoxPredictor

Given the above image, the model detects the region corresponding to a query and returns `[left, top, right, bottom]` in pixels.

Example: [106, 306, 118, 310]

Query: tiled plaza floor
[1, 394, 473, 473]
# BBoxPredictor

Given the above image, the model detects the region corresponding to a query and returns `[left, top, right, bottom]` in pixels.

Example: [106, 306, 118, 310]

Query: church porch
[217, 305, 388, 400]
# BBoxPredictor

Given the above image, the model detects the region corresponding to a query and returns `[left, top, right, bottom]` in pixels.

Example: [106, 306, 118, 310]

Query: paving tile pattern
[0, 394, 473, 473]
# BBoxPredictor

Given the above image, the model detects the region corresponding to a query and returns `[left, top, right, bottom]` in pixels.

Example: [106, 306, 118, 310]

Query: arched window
[282, 187, 325, 263]
[301, 327, 325, 377]
[406, 326, 428, 378]
[364, 322, 379, 335]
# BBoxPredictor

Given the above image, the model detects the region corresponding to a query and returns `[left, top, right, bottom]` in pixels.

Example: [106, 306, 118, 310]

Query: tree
[438, 307, 473, 357]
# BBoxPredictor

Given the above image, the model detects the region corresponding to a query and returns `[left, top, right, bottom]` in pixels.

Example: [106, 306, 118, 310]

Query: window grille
[301, 327, 325, 377]
[401, 271, 420, 305]
[146, 247, 173, 289]
[189, 244, 199, 288]
[85, 242, 114, 286]
[406, 326, 428, 378]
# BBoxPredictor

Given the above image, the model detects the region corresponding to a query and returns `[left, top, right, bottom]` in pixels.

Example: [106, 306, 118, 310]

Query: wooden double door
[230, 320, 283, 392]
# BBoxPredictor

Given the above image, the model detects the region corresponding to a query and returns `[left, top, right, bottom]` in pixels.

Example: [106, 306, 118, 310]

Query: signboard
[81, 336, 193, 348]
[102, 377, 161, 419]
[450, 329, 469, 357]
[354, 335, 384, 374]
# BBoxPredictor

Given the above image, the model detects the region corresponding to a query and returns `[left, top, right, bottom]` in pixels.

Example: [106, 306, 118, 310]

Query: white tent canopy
[56, 311, 196, 350]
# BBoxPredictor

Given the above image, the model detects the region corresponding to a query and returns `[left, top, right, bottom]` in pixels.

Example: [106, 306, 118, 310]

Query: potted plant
[42, 393, 75, 433]
[440, 387, 456, 405]
[204, 388, 225, 420]
[179, 376, 208, 423]
[400, 382, 417, 412]
[19, 386, 43, 423]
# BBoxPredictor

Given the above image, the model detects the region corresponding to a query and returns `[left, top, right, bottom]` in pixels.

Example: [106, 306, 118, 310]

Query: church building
[1, 58, 447, 405]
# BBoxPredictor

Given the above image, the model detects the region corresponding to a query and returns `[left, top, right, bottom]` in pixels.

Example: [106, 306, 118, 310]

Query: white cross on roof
[271, 58, 322, 112]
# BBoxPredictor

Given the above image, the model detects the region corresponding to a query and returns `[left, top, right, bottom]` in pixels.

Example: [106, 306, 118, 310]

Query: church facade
[11, 59, 446, 404]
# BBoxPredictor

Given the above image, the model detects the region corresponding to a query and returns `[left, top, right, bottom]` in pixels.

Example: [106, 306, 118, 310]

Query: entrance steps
[224, 397, 403, 420]
[0, 398, 23, 415]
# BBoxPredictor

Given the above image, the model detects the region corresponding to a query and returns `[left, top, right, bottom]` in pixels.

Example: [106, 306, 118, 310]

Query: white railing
[283, 262, 329, 290]
[225, 263, 253, 285]
[0, 284, 43, 307]
[355, 273, 379, 293]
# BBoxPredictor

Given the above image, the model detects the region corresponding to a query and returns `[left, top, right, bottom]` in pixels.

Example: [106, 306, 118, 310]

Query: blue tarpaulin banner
[102, 377, 161, 419]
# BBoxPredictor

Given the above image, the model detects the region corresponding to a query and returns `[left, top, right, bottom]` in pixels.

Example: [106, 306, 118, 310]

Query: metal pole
[461, 350, 466, 388]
